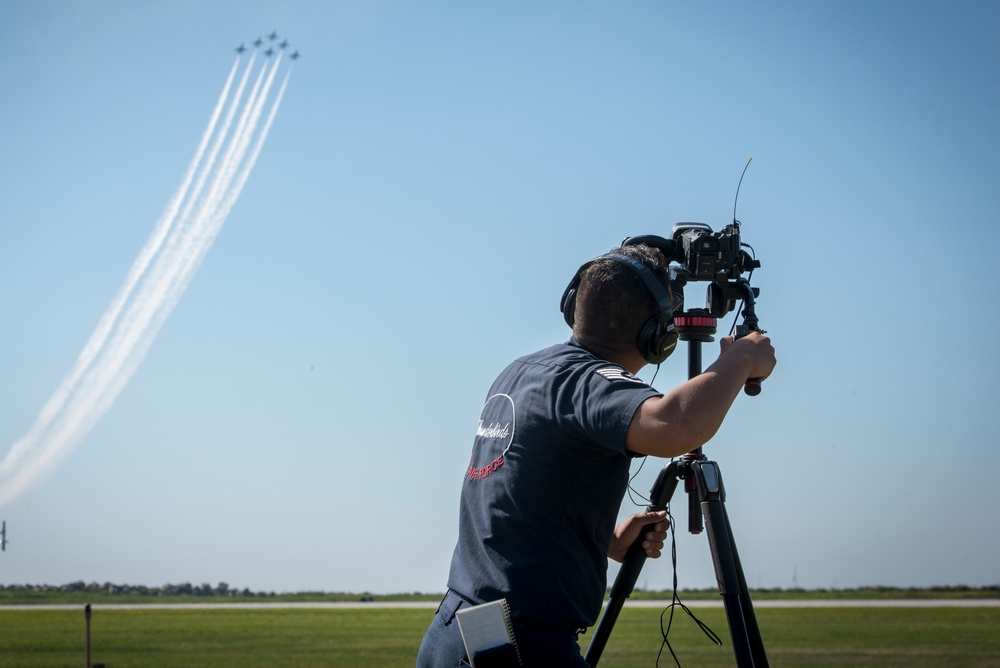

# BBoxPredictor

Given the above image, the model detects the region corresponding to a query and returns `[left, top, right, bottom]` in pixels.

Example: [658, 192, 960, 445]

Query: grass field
[2, 605, 999, 667]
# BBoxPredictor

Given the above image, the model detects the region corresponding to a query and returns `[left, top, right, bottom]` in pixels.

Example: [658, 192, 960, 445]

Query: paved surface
[2, 599, 999, 611]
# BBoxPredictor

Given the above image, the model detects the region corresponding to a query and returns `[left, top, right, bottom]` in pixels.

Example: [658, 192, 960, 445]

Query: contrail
[0, 45, 293, 507]
[0, 60, 244, 482]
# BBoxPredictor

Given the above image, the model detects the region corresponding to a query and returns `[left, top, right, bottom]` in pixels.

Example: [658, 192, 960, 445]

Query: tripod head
[626, 158, 763, 348]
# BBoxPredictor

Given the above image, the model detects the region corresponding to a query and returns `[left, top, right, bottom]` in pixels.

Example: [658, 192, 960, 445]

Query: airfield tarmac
[4, 599, 999, 611]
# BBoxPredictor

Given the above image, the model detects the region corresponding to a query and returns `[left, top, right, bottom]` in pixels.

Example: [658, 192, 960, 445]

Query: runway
[3, 599, 999, 612]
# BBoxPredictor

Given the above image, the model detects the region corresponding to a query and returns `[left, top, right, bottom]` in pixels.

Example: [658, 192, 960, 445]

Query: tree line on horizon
[0, 581, 276, 597]
[1, 581, 997, 599]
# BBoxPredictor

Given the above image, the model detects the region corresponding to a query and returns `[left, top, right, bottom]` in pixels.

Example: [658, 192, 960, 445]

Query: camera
[672, 222, 757, 282]
[624, 222, 760, 320]
[671, 222, 760, 319]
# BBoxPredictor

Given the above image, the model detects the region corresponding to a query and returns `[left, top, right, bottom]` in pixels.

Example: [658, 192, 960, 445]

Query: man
[417, 239, 776, 667]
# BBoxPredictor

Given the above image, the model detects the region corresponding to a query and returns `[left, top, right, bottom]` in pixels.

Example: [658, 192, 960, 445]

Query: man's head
[560, 242, 677, 365]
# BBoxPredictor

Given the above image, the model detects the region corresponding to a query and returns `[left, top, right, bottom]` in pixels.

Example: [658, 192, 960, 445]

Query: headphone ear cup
[653, 328, 679, 364]
[636, 315, 660, 363]
[560, 264, 589, 328]
[561, 287, 578, 327]
[638, 316, 678, 365]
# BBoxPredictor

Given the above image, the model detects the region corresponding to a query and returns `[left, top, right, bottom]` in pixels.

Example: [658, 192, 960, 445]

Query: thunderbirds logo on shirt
[595, 366, 647, 384]
[467, 393, 515, 481]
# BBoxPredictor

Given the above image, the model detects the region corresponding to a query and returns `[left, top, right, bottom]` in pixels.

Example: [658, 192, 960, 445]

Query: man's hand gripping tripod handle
[735, 324, 763, 396]
[734, 279, 763, 396]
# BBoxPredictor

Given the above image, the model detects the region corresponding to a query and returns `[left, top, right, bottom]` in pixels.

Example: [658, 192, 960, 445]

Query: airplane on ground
[279, 39, 289, 49]
[291, 50, 301, 60]
[1, 521, 7, 552]
[265, 47, 275, 57]
[254, 37, 263, 47]
[268, 30, 278, 41]
[235, 43, 246, 54]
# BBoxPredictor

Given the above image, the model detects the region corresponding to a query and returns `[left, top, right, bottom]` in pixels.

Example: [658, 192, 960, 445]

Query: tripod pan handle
[744, 377, 762, 396]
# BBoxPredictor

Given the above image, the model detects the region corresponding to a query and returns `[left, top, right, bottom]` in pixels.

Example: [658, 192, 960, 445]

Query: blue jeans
[416, 591, 590, 668]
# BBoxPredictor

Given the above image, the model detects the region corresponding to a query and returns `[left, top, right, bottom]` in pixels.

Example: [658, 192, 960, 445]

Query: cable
[655, 505, 723, 667]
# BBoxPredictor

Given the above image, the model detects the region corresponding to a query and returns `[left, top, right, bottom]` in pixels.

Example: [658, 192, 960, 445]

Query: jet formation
[236, 32, 301, 59]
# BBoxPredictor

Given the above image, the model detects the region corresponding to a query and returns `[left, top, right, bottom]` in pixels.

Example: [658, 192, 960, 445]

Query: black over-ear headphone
[559, 235, 678, 365]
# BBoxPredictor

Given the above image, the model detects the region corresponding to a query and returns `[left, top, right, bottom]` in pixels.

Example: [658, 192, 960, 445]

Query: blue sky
[1, 1, 998, 595]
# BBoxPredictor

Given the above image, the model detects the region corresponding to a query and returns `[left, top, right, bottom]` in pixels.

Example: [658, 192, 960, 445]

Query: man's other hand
[608, 510, 669, 563]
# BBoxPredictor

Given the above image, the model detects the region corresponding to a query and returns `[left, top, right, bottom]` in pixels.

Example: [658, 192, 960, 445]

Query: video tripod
[585, 286, 770, 668]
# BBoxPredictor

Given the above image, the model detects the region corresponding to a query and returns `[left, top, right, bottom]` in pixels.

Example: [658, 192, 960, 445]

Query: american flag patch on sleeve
[594, 367, 646, 384]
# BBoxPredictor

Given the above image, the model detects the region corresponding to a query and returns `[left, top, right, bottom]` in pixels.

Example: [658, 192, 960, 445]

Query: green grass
[1, 606, 999, 667]
[2, 585, 997, 606]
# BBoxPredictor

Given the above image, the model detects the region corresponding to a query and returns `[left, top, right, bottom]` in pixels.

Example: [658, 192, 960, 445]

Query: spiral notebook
[455, 598, 522, 666]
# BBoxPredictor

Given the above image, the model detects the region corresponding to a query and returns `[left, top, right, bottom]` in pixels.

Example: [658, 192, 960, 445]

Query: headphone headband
[621, 235, 677, 262]
[559, 243, 677, 365]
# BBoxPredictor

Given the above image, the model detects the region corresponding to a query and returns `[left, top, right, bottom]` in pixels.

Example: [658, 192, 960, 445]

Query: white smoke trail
[155, 66, 283, 329]
[222, 70, 291, 222]
[0, 60, 243, 481]
[108, 56, 283, 384]
[168, 52, 258, 258]
[0, 50, 291, 507]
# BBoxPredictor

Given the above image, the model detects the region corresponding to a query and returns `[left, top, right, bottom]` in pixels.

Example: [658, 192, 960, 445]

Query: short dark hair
[573, 244, 671, 356]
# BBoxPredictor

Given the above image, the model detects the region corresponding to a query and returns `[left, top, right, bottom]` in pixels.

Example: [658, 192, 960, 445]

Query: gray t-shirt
[447, 338, 661, 629]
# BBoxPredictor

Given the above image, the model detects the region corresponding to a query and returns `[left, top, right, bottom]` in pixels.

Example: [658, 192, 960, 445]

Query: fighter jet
[291, 50, 301, 60]
[1, 521, 7, 552]
[254, 37, 263, 47]
[279, 39, 289, 49]
[265, 47, 275, 57]
[235, 43, 246, 54]
[268, 30, 278, 41]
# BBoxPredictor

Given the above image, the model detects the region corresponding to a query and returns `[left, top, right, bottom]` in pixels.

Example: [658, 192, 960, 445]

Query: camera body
[671, 222, 759, 320]
[624, 223, 760, 321]
[672, 222, 756, 282]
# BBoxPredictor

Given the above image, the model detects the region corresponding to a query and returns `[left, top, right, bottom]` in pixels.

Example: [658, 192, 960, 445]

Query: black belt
[439, 589, 469, 624]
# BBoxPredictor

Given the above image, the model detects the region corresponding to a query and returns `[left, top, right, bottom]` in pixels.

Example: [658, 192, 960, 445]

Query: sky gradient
[2, 1, 998, 595]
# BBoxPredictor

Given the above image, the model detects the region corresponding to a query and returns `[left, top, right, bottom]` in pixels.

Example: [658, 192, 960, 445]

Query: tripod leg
[725, 503, 769, 665]
[695, 461, 769, 668]
[585, 462, 681, 667]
